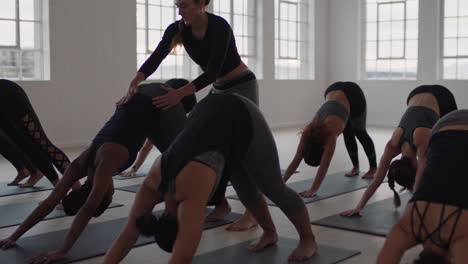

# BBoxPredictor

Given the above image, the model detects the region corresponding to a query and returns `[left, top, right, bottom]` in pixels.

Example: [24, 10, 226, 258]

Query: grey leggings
[226, 96, 304, 216]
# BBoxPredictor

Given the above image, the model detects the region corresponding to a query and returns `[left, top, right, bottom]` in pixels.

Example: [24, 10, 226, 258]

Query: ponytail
[170, 21, 184, 50]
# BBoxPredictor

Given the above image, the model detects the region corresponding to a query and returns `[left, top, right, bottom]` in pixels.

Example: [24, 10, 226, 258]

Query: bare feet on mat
[206, 199, 231, 222]
[7, 169, 30, 185]
[19, 171, 44, 188]
[362, 168, 377, 179]
[247, 231, 278, 252]
[299, 189, 317, 198]
[345, 167, 360, 177]
[288, 236, 318, 261]
[226, 212, 258, 231]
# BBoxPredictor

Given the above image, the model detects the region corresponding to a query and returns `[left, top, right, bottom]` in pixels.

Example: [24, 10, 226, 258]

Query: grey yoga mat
[312, 192, 411, 236]
[192, 237, 360, 264]
[0, 178, 53, 197]
[0, 201, 123, 228]
[0, 210, 243, 264]
[116, 184, 140, 193]
[114, 169, 297, 181]
[228, 171, 373, 205]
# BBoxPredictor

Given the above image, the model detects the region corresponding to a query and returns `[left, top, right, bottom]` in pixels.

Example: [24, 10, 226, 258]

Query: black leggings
[326, 82, 377, 168]
[0, 128, 37, 174]
[0, 79, 71, 182]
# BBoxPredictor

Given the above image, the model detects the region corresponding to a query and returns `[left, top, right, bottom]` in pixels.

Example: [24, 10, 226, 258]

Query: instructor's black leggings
[326, 82, 377, 168]
[0, 79, 70, 182]
[0, 128, 37, 174]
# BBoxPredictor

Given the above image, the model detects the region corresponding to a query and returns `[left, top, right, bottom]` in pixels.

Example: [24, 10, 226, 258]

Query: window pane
[161, 7, 174, 28]
[367, 22, 377, 41]
[457, 59, 468, 79]
[288, 41, 297, 58]
[0, 0, 16, 20]
[137, 0, 145, 3]
[20, 21, 36, 49]
[0, 50, 19, 78]
[376, 59, 391, 78]
[379, 4, 391, 21]
[444, 38, 457, 56]
[21, 50, 37, 79]
[137, 29, 146, 53]
[148, 30, 162, 48]
[391, 40, 404, 57]
[459, 17, 468, 37]
[444, 0, 458, 17]
[391, 21, 404, 40]
[406, 0, 418, 19]
[444, 58, 457, 79]
[280, 3, 289, 20]
[366, 3, 377, 22]
[379, 21, 391, 40]
[444, 18, 458, 38]
[458, 38, 468, 56]
[280, 21, 288, 39]
[289, 3, 297, 22]
[148, 6, 161, 29]
[234, 0, 244, 15]
[19, 0, 35, 20]
[378, 41, 391, 58]
[288, 21, 297, 40]
[161, 0, 173, 7]
[149, 0, 160, 5]
[137, 4, 146, 28]
[460, 0, 468, 16]
[366, 41, 377, 59]
[406, 39, 418, 59]
[233, 14, 243, 36]
[406, 20, 418, 39]
[405, 59, 417, 79]
[0, 21, 17, 46]
[391, 3, 404, 21]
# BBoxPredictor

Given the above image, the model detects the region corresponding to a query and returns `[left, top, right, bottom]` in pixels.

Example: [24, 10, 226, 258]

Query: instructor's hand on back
[116, 72, 145, 106]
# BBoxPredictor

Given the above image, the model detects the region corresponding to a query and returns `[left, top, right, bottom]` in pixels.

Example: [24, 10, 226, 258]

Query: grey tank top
[398, 106, 439, 149]
[431, 109, 468, 137]
[317, 101, 349, 123]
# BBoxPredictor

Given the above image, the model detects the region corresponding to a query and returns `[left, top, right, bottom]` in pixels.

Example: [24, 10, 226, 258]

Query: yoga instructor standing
[117, 0, 260, 230]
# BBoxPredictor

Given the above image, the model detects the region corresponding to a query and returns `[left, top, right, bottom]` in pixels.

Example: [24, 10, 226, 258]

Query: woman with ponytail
[117, 0, 261, 230]
[377, 110, 468, 264]
[103, 94, 317, 264]
[341, 85, 457, 217]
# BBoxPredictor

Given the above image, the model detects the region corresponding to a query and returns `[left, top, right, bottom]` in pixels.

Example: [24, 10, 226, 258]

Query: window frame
[440, 0, 468, 80]
[0, 0, 47, 80]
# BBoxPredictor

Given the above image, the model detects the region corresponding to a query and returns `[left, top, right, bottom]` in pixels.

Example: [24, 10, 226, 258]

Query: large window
[0, 0, 49, 80]
[213, 0, 260, 76]
[136, 0, 198, 80]
[442, 0, 468, 79]
[274, 0, 314, 80]
[362, 0, 419, 80]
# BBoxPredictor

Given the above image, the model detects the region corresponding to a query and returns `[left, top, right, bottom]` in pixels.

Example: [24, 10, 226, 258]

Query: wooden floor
[0, 126, 422, 263]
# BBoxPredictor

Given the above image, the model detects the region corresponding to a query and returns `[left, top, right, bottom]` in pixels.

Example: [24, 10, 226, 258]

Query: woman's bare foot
[20, 171, 44, 188]
[288, 236, 318, 261]
[247, 231, 278, 252]
[226, 212, 258, 231]
[345, 166, 360, 177]
[362, 168, 377, 179]
[206, 199, 231, 222]
[7, 169, 30, 185]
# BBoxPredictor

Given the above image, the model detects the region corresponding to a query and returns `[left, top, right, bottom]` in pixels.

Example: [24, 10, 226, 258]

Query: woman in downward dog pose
[0, 79, 73, 188]
[103, 94, 317, 264]
[341, 85, 457, 217]
[377, 109, 468, 264]
[283, 81, 377, 197]
[0, 84, 194, 264]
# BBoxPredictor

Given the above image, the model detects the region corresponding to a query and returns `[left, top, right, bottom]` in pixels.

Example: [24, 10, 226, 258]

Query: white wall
[15, 0, 330, 147]
[328, 0, 468, 127]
